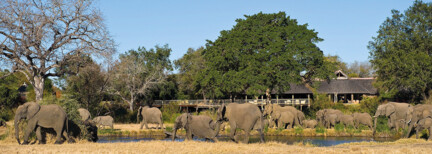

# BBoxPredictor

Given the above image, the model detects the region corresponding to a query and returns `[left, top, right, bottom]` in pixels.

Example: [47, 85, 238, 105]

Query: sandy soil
[0, 140, 431, 154]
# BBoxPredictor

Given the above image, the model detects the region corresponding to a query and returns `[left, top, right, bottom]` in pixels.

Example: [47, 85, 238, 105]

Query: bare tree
[110, 46, 172, 111]
[0, 0, 115, 102]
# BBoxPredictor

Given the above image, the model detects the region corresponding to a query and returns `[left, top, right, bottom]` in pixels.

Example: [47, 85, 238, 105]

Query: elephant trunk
[137, 106, 142, 124]
[14, 115, 21, 144]
[406, 122, 414, 138]
[172, 123, 178, 141]
[373, 116, 378, 136]
[213, 121, 221, 138]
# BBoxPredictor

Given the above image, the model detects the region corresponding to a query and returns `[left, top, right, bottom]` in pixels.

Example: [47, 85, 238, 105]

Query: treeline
[2, 1, 432, 124]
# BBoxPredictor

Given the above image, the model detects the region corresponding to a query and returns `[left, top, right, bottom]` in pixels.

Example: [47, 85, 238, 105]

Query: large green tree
[174, 47, 206, 99]
[369, 1, 432, 102]
[201, 12, 332, 100]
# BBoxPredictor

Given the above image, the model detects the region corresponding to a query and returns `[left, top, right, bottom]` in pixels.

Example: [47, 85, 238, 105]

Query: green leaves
[201, 12, 329, 98]
[369, 1, 432, 102]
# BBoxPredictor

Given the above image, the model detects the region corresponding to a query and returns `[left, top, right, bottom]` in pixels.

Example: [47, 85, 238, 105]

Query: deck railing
[153, 98, 309, 106]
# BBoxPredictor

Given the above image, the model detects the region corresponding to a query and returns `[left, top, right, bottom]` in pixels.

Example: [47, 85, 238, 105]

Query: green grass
[294, 126, 303, 135]
[334, 123, 345, 133]
[315, 125, 326, 134]
[165, 126, 173, 132]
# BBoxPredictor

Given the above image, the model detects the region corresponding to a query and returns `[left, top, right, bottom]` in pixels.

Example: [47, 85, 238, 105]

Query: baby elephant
[272, 111, 295, 129]
[93, 116, 114, 129]
[303, 119, 318, 128]
[415, 117, 432, 140]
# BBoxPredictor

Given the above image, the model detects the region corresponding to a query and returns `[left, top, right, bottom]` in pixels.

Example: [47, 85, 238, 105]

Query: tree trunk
[266, 88, 271, 104]
[33, 76, 45, 102]
[202, 91, 207, 104]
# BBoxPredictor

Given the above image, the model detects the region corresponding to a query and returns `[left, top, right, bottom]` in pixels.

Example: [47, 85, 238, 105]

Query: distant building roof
[317, 78, 377, 94]
[272, 83, 313, 94]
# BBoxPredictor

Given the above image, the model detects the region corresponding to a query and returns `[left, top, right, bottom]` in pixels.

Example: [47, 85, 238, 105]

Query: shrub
[162, 102, 181, 123]
[334, 123, 345, 132]
[375, 117, 391, 133]
[40, 96, 90, 140]
[315, 125, 326, 134]
[294, 126, 303, 135]
[360, 96, 381, 116]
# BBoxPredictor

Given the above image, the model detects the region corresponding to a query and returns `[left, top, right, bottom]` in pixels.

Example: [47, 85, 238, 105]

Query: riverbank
[98, 123, 399, 138]
[0, 139, 431, 153]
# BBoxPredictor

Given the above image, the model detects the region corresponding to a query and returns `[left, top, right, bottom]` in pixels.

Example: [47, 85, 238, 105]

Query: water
[97, 135, 396, 147]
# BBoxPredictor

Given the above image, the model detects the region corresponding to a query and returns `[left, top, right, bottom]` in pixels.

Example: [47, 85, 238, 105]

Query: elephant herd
[13, 101, 432, 145]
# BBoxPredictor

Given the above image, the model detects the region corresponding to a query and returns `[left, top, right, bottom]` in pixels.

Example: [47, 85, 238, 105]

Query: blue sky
[98, 0, 427, 64]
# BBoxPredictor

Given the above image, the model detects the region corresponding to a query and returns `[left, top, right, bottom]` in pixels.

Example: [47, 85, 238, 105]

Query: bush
[315, 125, 326, 134]
[375, 117, 391, 133]
[40, 96, 90, 140]
[360, 97, 381, 116]
[294, 126, 303, 135]
[162, 102, 181, 123]
[334, 123, 345, 132]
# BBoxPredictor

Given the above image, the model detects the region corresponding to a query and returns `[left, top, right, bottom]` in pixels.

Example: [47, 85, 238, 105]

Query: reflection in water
[98, 135, 397, 147]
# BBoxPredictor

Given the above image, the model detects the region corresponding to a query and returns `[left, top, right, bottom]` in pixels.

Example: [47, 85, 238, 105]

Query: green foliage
[375, 117, 391, 133]
[0, 71, 23, 113]
[334, 123, 345, 132]
[359, 97, 381, 115]
[40, 96, 90, 139]
[315, 125, 326, 134]
[66, 61, 108, 115]
[0, 108, 14, 122]
[165, 126, 173, 132]
[161, 102, 181, 123]
[294, 126, 303, 135]
[369, 1, 432, 102]
[174, 47, 206, 99]
[201, 12, 331, 99]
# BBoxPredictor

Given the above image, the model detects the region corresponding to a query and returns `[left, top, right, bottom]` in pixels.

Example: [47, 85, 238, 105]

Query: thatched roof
[272, 83, 313, 94]
[317, 78, 377, 94]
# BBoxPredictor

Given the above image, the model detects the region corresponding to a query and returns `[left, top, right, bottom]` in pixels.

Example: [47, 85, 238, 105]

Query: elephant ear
[274, 112, 281, 119]
[25, 102, 40, 120]
[217, 103, 226, 121]
[385, 104, 396, 117]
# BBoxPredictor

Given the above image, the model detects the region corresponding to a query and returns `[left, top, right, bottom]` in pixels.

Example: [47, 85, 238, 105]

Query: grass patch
[165, 126, 173, 132]
[315, 125, 326, 134]
[294, 126, 303, 135]
[334, 123, 345, 133]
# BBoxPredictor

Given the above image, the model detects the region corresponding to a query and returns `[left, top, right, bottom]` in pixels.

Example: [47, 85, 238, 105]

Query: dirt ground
[0, 139, 431, 154]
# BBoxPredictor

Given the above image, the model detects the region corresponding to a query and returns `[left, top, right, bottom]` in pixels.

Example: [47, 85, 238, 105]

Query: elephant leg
[35, 127, 45, 144]
[22, 120, 37, 144]
[144, 121, 149, 129]
[139, 120, 144, 129]
[54, 125, 64, 144]
[416, 128, 419, 139]
[277, 120, 282, 129]
[229, 122, 237, 142]
[243, 129, 250, 144]
[186, 129, 192, 140]
[429, 128, 432, 141]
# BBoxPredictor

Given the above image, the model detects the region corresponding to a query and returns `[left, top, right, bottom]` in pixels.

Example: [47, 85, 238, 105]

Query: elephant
[254, 118, 270, 130]
[172, 113, 221, 141]
[271, 111, 295, 129]
[78, 108, 91, 122]
[217, 103, 265, 143]
[316, 109, 343, 127]
[93, 116, 114, 129]
[137, 106, 163, 129]
[339, 114, 354, 128]
[264, 104, 302, 128]
[324, 113, 339, 128]
[14, 102, 70, 144]
[405, 104, 432, 138]
[373, 102, 411, 136]
[352, 112, 373, 129]
[414, 117, 432, 140]
[302, 119, 318, 128]
[41, 119, 98, 143]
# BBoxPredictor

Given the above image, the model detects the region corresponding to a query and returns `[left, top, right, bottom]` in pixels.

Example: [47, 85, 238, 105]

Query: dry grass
[1, 140, 432, 154]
